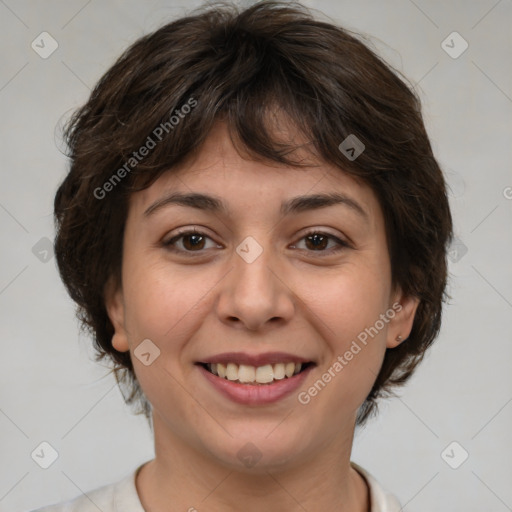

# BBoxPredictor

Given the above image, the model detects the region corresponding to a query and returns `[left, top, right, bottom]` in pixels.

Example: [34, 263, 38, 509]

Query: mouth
[197, 359, 315, 405]
[197, 361, 315, 385]
[195, 351, 316, 404]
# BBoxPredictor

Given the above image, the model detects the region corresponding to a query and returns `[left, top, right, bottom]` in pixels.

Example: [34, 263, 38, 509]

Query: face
[106, 122, 418, 472]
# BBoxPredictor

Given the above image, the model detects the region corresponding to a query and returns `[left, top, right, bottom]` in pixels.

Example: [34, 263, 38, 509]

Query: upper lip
[198, 352, 315, 367]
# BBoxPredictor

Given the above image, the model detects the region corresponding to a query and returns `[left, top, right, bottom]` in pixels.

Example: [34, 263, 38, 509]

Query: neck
[136, 412, 369, 512]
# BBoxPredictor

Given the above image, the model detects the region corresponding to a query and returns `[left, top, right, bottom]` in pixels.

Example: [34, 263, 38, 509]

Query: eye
[162, 228, 350, 256]
[290, 230, 349, 254]
[163, 229, 221, 253]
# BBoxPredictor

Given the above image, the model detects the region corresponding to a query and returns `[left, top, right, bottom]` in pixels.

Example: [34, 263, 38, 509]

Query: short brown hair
[54, 0, 453, 425]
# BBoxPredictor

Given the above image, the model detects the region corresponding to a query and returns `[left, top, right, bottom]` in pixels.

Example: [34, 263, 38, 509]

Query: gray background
[1, 0, 511, 511]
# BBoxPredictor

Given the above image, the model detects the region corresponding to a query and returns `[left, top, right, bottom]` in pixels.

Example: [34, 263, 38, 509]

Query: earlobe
[104, 277, 130, 353]
[386, 291, 420, 349]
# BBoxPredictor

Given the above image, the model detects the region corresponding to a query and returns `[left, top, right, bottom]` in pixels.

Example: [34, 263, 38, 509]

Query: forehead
[129, 121, 381, 223]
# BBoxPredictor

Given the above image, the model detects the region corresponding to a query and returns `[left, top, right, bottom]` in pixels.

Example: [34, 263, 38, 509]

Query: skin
[105, 121, 419, 512]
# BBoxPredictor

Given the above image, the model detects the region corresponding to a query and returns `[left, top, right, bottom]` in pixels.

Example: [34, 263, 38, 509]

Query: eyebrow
[143, 191, 368, 220]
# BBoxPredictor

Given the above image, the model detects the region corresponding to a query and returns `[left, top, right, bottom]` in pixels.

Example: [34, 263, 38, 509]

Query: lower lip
[198, 364, 314, 405]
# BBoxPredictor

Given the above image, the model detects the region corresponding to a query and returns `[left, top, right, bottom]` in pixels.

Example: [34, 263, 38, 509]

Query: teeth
[226, 363, 239, 381]
[255, 364, 274, 383]
[273, 363, 286, 380]
[206, 361, 304, 384]
[238, 364, 256, 383]
[217, 363, 226, 378]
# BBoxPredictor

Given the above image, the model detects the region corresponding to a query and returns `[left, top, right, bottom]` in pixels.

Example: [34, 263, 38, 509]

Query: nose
[215, 242, 295, 332]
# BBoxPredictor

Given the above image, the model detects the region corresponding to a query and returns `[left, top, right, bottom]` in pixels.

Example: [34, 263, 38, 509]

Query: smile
[196, 352, 316, 405]
[203, 362, 311, 384]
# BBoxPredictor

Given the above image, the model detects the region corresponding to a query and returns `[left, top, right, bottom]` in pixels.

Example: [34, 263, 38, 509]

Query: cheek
[119, 259, 212, 413]
[121, 257, 217, 345]
[298, 263, 391, 407]
[304, 263, 391, 344]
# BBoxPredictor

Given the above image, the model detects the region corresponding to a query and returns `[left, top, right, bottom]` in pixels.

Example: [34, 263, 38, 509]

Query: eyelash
[162, 228, 350, 256]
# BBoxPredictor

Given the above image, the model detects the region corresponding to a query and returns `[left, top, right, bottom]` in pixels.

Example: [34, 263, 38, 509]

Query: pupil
[184, 234, 204, 250]
[307, 234, 327, 250]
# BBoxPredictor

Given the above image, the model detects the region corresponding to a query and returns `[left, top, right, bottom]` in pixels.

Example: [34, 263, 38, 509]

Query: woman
[33, 1, 452, 510]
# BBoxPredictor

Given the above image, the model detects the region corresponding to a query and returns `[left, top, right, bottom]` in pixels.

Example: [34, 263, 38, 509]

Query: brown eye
[181, 233, 206, 250]
[291, 231, 349, 255]
[163, 230, 220, 253]
[304, 233, 329, 251]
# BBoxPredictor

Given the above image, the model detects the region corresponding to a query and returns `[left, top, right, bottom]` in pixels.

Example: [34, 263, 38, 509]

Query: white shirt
[31, 461, 401, 511]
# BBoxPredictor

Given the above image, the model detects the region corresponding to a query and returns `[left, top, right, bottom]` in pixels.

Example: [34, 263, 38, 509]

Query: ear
[386, 287, 420, 349]
[104, 276, 130, 353]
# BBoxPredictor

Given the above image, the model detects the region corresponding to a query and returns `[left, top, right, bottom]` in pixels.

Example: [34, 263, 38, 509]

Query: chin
[198, 424, 313, 473]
